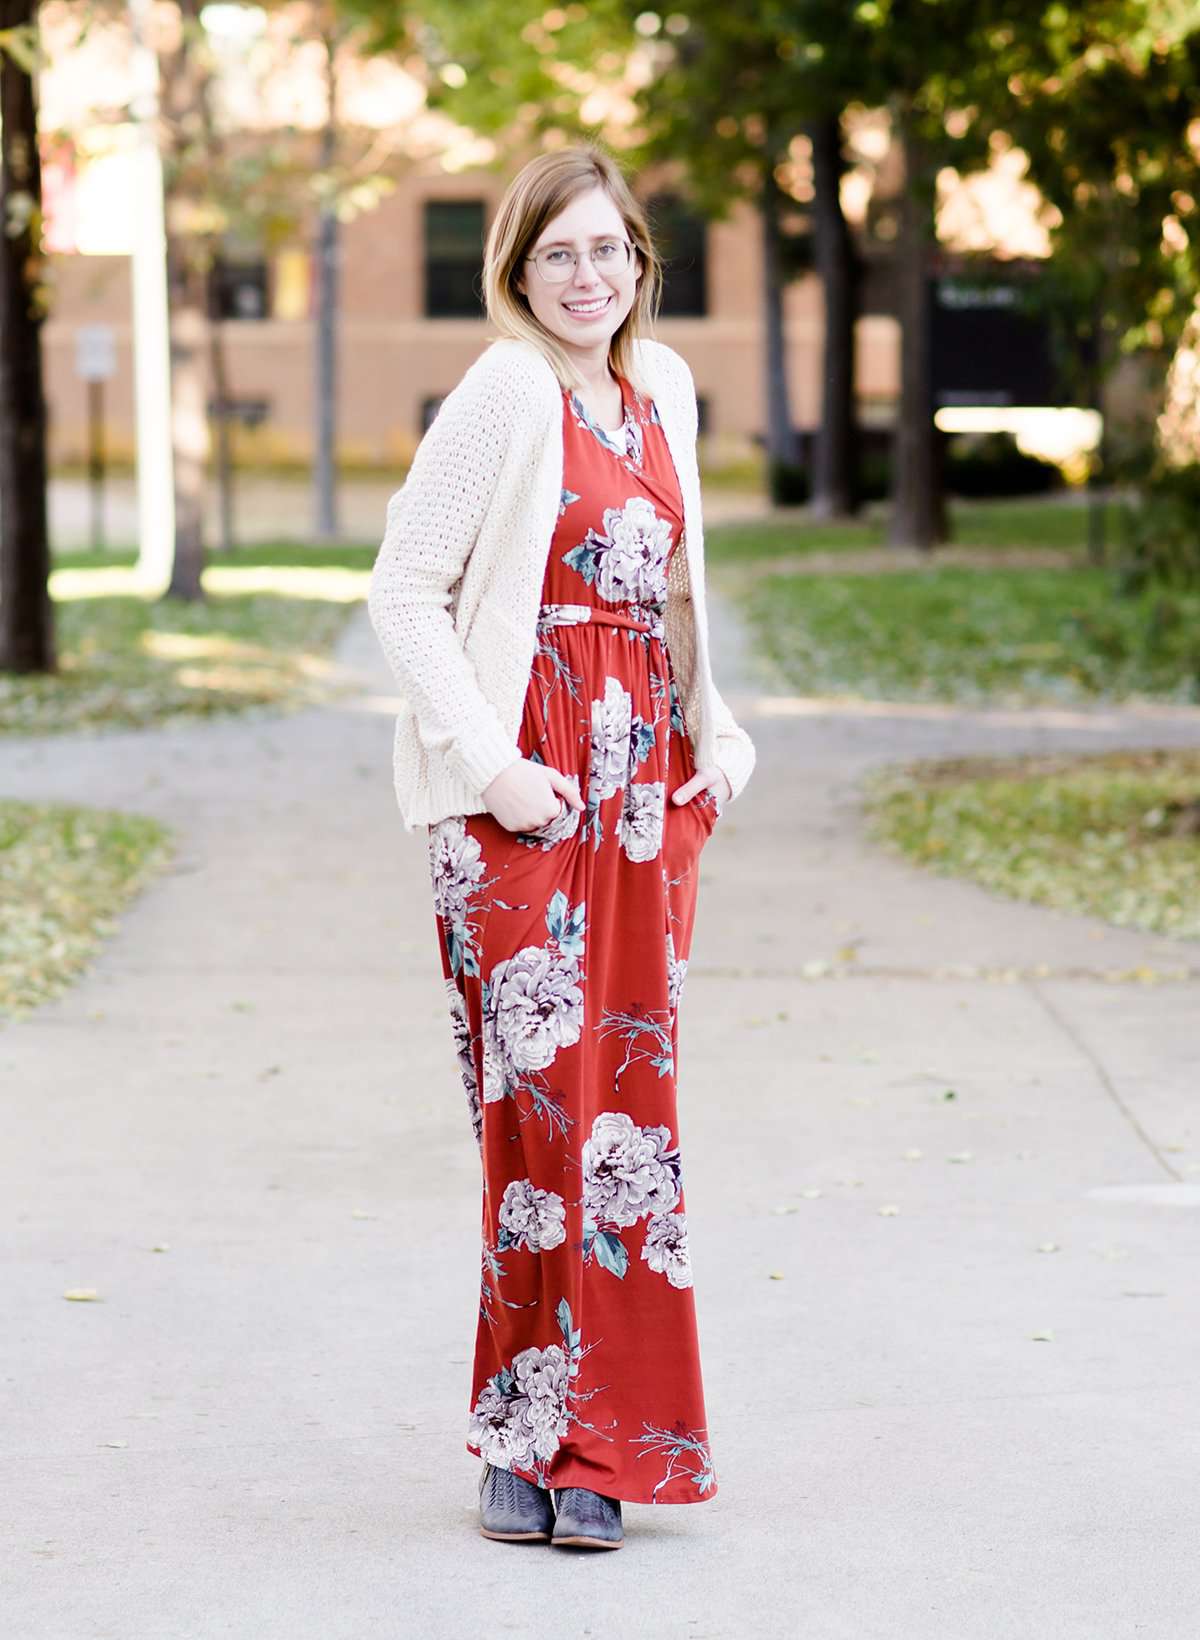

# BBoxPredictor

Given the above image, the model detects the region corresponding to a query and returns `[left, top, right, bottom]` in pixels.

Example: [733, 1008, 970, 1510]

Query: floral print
[641, 1210, 693, 1288]
[428, 369, 720, 1504]
[497, 1178, 567, 1253]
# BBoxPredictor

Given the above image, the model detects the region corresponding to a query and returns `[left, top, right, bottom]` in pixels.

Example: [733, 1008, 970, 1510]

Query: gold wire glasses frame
[524, 238, 635, 284]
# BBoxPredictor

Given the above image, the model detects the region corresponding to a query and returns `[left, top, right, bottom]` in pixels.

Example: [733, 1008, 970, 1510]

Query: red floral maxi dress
[427, 372, 722, 1505]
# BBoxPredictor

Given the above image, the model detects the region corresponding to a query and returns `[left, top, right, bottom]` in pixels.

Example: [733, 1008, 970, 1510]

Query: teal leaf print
[546, 889, 586, 957]
[593, 1229, 629, 1279]
[562, 539, 600, 585]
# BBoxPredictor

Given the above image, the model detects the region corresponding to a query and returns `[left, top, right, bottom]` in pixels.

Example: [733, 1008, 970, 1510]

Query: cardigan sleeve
[659, 343, 757, 803]
[367, 350, 529, 797]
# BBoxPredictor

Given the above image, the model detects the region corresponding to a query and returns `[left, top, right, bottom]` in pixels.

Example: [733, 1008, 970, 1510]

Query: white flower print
[589, 675, 632, 803]
[582, 1111, 682, 1230]
[561, 495, 673, 606]
[620, 779, 665, 863]
[480, 1016, 507, 1104]
[592, 495, 673, 605]
[468, 1347, 569, 1467]
[428, 816, 490, 978]
[641, 1210, 693, 1288]
[469, 1299, 611, 1481]
[485, 944, 584, 1077]
[498, 1178, 567, 1253]
[444, 978, 482, 1143]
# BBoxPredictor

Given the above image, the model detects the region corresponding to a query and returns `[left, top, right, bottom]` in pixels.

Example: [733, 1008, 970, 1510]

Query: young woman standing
[368, 144, 756, 1551]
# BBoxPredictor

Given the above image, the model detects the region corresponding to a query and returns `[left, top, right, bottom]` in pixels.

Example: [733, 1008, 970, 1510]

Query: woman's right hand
[482, 758, 585, 833]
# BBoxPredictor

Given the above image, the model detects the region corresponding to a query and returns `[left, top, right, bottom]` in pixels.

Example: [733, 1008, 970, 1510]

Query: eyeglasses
[524, 238, 635, 284]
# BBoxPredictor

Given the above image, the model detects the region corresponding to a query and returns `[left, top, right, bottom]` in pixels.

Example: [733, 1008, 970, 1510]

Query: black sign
[930, 267, 1067, 408]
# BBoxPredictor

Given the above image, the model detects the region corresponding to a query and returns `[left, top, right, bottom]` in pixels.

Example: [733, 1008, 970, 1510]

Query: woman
[367, 143, 756, 1551]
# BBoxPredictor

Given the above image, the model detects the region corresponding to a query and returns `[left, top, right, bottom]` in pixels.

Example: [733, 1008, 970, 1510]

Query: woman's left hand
[671, 765, 732, 807]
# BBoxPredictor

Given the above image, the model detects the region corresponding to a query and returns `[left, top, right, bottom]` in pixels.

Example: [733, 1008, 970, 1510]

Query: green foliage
[705, 497, 1091, 563]
[1114, 462, 1200, 593]
[734, 561, 1200, 703]
[865, 748, 1200, 940]
[1, 560, 366, 735]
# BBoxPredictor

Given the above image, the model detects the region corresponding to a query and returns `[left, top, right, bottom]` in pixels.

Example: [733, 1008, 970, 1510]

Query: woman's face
[515, 184, 642, 364]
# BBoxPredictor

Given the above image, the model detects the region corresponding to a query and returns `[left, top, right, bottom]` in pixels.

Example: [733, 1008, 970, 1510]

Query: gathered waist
[537, 601, 666, 641]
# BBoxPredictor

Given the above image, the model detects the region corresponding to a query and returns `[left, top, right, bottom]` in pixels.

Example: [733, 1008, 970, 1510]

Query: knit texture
[367, 335, 756, 833]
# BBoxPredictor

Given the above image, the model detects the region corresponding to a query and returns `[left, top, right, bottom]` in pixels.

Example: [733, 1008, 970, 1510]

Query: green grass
[0, 798, 175, 1021]
[865, 749, 1200, 941]
[705, 496, 1092, 564]
[733, 564, 1200, 705]
[3, 546, 373, 735]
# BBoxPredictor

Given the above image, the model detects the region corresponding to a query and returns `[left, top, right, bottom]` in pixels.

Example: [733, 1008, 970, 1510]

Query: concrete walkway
[4, 587, 1200, 1639]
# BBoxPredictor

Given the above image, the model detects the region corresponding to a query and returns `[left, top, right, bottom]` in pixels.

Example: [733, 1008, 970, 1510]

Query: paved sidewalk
[3, 589, 1199, 1639]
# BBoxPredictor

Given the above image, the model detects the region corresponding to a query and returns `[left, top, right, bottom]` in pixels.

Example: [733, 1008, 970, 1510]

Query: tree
[0, 3, 53, 673]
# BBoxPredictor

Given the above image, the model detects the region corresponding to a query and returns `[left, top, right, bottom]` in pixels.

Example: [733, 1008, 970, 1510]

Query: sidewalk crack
[1023, 978, 1184, 1182]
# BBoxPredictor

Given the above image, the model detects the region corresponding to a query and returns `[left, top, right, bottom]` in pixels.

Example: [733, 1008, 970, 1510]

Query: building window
[424, 200, 486, 318]
[210, 254, 269, 321]
[646, 192, 707, 318]
[421, 395, 446, 432]
[696, 394, 710, 436]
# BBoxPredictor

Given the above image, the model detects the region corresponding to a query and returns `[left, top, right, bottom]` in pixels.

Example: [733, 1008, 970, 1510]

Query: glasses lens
[533, 242, 632, 281]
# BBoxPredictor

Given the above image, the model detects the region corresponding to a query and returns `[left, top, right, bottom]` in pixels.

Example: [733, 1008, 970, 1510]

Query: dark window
[420, 395, 446, 433]
[696, 394, 710, 436]
[210, 255, 269, 321]
[646, 192, 707, 317]
[424, 201, 486, 318]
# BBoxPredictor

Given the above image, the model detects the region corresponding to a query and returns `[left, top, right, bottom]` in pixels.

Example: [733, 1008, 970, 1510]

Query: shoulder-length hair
[483, 144, 664, 394]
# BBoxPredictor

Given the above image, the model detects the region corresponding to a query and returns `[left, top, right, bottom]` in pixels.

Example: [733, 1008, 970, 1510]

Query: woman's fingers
[672, 766, 730, 805]
[547, 768, 585, 811]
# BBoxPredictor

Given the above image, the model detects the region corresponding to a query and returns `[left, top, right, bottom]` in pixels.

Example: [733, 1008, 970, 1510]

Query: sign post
[75, 325, 116, 552]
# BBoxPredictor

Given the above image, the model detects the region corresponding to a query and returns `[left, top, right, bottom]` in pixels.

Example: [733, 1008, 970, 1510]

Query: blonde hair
[483, 144, 663, 393]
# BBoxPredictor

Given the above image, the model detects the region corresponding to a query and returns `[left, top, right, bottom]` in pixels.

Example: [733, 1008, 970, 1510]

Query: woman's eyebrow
[535, 232, 625, 249]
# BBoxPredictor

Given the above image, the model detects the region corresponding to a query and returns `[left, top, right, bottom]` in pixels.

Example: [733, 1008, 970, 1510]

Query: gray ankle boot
[478, 1461, 555, 1542]
[550, 1486, 624, 1549]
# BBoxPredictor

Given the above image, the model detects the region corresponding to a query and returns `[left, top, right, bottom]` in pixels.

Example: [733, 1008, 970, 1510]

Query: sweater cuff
[712, 730, 756, 803]
[447, 719, 525, 798]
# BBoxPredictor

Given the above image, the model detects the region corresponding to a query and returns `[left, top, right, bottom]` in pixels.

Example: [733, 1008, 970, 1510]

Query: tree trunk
[887, 101, 946, 550]
[0, 0, 54, 673]
[809, 109, 858, 519]
[313, 27, 340, 541]
[761, 162, 795, 501]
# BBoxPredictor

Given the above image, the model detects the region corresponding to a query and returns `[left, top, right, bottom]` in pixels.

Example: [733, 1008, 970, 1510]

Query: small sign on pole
[75, 324, 117, 382]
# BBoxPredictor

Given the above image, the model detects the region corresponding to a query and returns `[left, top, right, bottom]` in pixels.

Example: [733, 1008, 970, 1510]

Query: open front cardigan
[366, 334, 757, 833]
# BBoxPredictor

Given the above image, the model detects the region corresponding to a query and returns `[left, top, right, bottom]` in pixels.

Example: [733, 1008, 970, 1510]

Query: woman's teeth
[563, 295, 612, 315]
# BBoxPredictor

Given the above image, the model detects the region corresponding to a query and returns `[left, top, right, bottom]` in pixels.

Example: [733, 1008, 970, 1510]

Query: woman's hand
[483, 758, 585, 833]
[671, 765, 733, 807]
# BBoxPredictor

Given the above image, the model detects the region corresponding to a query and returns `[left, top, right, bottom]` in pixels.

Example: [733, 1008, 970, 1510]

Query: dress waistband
[537, 601, 666, 640]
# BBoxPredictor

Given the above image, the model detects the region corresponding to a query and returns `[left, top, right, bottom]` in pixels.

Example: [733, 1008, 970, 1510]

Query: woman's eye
[544, 249, 571, 263]
[594, 243, 619, 259]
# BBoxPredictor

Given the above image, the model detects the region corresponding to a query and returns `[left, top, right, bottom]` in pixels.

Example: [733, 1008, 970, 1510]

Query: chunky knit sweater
[367, 334, 757, 833]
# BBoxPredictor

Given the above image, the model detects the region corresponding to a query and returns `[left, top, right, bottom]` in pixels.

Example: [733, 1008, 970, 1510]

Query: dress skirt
[427, 371, 722, 1504]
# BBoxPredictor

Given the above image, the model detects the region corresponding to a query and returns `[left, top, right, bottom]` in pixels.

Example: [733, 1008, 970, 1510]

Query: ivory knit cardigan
[366, 333, 757, 833]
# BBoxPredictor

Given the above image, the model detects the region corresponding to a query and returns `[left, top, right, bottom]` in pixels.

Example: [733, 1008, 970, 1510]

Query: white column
[127, 0, 174, 592]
